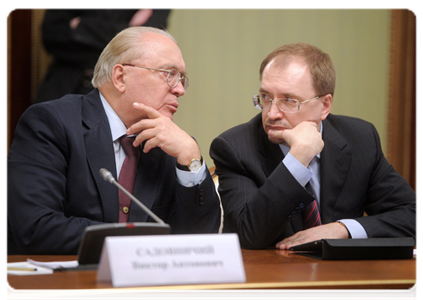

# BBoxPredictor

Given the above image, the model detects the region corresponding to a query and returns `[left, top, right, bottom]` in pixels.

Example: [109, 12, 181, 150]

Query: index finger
[298, 120, 319, 128]
[133, 102, 162, 119]
[305, 120, 320, 131]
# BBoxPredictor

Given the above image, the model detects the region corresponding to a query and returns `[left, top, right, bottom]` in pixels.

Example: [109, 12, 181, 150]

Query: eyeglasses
[122, 64, 189, 92]
[253, 94, 324, 113]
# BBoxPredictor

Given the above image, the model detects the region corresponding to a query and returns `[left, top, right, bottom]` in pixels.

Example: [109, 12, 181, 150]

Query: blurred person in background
[34, 9, 170, 103]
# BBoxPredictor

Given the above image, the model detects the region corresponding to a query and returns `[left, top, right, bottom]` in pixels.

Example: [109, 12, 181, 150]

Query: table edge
[5, 279, 420, 300]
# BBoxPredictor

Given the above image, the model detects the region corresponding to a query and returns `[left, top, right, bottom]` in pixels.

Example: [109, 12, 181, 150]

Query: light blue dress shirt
[99, 92, 206, 187]
[280, 122, 367, 239]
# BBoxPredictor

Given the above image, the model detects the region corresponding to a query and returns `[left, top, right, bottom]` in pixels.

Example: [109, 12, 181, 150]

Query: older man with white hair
[8, 27, 221, 255]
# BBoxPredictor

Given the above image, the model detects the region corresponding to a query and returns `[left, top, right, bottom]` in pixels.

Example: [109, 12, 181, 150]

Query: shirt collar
[99, 92, 127, 142]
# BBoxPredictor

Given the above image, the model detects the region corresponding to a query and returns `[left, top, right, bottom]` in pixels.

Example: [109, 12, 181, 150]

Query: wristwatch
[177, 157, 203, 172]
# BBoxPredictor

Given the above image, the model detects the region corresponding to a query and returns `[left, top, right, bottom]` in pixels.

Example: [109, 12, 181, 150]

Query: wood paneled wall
[387, 10, 416, 190]
[7, 10, 33, 150]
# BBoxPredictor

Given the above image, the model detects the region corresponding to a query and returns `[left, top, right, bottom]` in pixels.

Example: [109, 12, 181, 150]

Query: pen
[7, 267, 38, 271]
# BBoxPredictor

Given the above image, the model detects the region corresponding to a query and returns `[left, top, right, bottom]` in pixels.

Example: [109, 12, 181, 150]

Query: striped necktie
[302, 183, 322, 229]
[118, 136, 139, 222]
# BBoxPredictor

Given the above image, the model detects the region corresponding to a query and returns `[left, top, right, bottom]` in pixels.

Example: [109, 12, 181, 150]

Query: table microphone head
[99, 168, 116, 184]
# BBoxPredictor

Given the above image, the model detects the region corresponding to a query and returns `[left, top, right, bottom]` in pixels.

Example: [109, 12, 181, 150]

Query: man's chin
[159, 110, 175, 120]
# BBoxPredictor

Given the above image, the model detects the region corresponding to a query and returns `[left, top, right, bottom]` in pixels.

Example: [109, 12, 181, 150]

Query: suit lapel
[257, 124, 284, 178]
[82, 90, 119, 223]
[320, 116, 352, 220]
[256, 117, 303, 233]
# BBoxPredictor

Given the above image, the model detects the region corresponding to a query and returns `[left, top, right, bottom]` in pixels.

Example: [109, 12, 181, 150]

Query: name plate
[97, 233, 246, 287]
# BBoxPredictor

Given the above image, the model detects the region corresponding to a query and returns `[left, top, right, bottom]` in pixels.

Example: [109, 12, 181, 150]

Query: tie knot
[120, 136, 139, 157]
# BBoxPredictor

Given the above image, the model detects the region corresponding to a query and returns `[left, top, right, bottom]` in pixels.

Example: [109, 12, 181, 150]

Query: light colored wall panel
[167, 9, 390, 167]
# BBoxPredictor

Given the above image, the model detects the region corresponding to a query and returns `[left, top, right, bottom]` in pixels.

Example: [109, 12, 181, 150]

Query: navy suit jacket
[8, 90, 221, 254]
[210, 113, 415, 249]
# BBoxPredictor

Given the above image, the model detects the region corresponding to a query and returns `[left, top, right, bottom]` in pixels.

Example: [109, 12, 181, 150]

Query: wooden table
[7, 249, 416, 290]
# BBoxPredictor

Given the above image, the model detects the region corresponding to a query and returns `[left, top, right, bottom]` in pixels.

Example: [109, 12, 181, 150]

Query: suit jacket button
[199, 189, 205, 205]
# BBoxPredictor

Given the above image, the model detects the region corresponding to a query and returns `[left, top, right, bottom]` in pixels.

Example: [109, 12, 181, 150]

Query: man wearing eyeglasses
[210, 43, 415, 250]
[8, 27, 221, 255]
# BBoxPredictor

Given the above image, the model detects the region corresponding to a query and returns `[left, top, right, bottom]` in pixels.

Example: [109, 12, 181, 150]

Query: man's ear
[111, 64, 126, 93]
[320, 94, 333, 120]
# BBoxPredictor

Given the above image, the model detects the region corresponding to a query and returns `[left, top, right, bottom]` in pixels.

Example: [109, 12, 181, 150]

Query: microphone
[77, 168, 171, 265]
[99, 168, 166, 225]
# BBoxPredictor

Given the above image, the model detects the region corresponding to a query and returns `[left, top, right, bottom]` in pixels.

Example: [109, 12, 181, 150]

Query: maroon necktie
[118, 136, 139, 222]
[302, 184, 322, 229]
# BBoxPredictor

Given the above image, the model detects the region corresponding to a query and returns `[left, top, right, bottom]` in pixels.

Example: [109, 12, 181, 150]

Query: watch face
[189, 159, 202, 172]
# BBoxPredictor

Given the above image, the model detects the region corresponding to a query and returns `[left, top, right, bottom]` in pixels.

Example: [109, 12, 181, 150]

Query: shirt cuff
[338, 219, 369, 239]
[175, 161, 207, 187]
[282, 153, 313, 187]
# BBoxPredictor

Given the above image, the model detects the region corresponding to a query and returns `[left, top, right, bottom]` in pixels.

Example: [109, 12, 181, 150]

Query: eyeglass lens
[260, 96, 298, 112]
[167, 70, 188, 91]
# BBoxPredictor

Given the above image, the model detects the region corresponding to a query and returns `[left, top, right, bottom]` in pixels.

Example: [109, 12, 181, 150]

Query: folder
[289, 237, 415, 260]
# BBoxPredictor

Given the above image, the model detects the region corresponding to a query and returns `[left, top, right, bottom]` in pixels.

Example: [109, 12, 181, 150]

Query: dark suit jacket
[8, 90, 221, 254]
[210, 113, 415, 249]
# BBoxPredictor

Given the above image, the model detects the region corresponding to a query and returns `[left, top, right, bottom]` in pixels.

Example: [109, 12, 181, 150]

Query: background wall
[165, 9, 391, 167]
[5, 8, 415, 235]
[20, 9, 392, 169]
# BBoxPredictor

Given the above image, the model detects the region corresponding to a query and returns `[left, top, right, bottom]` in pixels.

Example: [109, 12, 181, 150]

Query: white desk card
[97, 233, 246, 287]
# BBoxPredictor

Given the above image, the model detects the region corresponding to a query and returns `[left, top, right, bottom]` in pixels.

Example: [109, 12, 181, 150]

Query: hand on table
[275, 222, 350, 250]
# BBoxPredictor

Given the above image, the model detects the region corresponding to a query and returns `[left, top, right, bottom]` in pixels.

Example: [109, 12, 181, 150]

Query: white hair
[92, 27, 176, 88]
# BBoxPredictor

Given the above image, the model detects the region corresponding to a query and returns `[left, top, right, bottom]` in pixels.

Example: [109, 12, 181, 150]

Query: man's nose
[267, 101, 284, 120]
[171, 80, 186, 97]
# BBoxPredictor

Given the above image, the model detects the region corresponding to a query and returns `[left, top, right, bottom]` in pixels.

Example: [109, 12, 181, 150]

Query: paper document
[27, 258, 79, 269]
